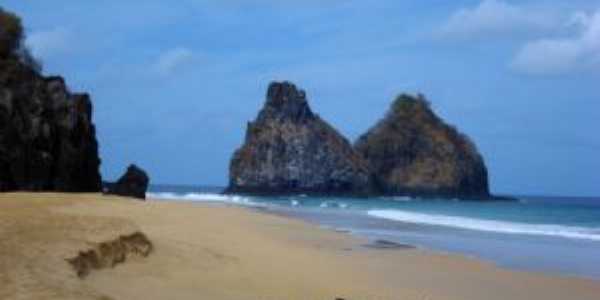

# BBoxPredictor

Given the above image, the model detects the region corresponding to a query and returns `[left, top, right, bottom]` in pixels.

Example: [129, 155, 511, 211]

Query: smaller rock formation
[227, 81, 373, 195]
[355, 94, 490, 199]
[104, 164, 149, 200]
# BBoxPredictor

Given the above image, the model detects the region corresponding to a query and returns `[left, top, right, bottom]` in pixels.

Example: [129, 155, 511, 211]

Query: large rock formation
[0, 8, 101, 191]
[227, 81, 373, 195]
[355, 94, 489, 199]
[104, 164, 149, 200]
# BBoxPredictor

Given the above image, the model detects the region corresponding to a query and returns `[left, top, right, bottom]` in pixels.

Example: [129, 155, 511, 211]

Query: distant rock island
[355, 94, 489, 199]
[0, 8, 102, 191]
[227, 81, 493, 199]
[227, 82, 374, 195]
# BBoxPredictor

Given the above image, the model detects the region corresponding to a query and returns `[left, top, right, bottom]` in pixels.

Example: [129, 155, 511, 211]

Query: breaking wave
[147, 192, 261, 206]
[367, 209, 600, 241]
[319, 201, 349, 209]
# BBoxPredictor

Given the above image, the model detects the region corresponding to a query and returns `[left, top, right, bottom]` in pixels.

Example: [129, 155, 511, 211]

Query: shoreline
[2, 193, 599, 300]
[251, 202, 600, 281]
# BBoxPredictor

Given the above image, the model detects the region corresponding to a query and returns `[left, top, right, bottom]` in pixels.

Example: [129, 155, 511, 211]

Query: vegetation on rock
[0, 8, 40, 71]
[355, 94, 490, 198]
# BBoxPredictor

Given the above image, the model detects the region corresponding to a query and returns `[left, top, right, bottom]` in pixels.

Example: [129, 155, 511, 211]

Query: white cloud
[511, 10, 600, 75]
[26, 27, 71, 59]
[153, 47, 195, 76]
[438, 0, 555, 39]
[440, 1, 600, 75]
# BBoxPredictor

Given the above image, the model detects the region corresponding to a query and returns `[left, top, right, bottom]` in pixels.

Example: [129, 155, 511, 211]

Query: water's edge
[147, 188, 600, 280]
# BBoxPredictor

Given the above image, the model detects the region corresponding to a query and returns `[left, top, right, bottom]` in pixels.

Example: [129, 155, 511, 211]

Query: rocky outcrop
[227, 81, 373, 195]
[0, 8, 101, 192]
[355, 94, 490, 199]
[104, 165, 149, 200]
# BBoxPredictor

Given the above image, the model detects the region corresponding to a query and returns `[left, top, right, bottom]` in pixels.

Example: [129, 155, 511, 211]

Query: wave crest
[367, 209, 600, 241]
[319, 201, 349, 209]
[146, 192, 260, 206]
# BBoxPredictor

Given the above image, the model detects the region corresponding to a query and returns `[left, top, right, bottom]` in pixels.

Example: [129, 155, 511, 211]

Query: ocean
[148, 185, 600, 280]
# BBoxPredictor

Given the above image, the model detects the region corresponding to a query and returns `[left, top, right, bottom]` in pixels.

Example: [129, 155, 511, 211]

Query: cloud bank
[439, 0, 600, 76]
[438, 0, 555, 39]
[511, 10, 600, 75]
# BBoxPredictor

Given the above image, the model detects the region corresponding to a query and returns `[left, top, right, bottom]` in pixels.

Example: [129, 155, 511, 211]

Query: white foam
[319, 201, 349, 209]
[147, 192, 261, 206]
[367, 209, 600, 241]
[380, 196, 413, 202]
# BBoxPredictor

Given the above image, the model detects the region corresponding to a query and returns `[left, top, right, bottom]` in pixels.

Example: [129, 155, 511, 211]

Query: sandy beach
[1, 193, 598, 300]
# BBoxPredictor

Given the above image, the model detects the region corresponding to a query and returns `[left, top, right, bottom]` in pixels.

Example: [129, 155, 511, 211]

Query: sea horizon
[148, 183, 600, 200]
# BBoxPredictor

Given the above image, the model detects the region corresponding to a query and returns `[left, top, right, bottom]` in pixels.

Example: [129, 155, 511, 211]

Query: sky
[2, 0, 599, 196]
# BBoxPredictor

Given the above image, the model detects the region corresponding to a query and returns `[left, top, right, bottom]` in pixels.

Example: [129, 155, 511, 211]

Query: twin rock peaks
[227, 81, 490, 199]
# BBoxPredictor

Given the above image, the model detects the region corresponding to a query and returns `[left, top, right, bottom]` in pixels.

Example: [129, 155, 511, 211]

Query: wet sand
[1, 193, 598, 300]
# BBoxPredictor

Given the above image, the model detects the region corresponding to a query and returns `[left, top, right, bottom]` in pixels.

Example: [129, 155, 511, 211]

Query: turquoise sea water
[148, 185, 600, 279]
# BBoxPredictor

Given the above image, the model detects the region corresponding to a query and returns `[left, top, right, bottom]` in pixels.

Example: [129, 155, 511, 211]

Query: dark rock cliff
[0, 8, 101, 192]
[227, 81, 373, 195]
[354, 94, 490, 199]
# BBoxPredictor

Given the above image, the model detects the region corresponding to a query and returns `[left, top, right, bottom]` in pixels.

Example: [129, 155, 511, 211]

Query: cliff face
[227, 81, 373, 195]
[355, 94, 489, 198]
[0, 8, 101, 191]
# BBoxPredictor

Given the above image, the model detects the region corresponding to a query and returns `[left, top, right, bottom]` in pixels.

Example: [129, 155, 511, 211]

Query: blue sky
[3, 0, 599, 196]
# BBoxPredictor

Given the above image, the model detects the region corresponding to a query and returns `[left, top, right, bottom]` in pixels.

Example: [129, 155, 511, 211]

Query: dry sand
[0, 193, 598, 300]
